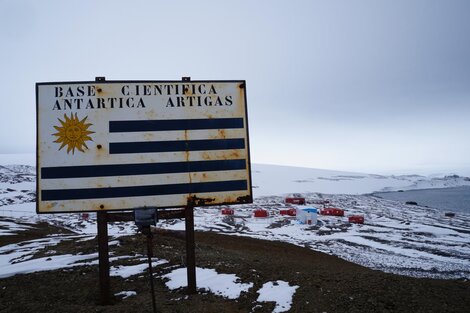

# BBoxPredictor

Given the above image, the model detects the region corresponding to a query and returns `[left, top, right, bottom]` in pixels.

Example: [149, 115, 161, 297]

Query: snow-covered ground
[1, 159, 470, 309]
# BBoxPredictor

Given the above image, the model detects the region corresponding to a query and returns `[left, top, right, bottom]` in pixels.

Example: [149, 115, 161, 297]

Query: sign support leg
[97, 211, 110, 305]
[185, 206, 197, 294]
[146, 230, 157, 313]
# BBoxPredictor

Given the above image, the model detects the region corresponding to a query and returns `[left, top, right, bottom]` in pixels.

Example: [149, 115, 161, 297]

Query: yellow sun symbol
[53, 113, 94, 154]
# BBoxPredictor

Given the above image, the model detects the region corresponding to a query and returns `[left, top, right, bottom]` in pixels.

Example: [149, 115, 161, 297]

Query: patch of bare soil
[0, 220, 75, 246]
[1, 226, 469, 313]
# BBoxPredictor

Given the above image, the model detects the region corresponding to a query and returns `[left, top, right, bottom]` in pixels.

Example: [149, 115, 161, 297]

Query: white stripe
[109, 128, 246, 142]
[39, 149, 247, 167]
[39, 189, 251, 213]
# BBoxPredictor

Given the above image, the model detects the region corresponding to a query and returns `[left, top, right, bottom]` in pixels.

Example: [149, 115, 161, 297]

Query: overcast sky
[1, 0, 469, 175]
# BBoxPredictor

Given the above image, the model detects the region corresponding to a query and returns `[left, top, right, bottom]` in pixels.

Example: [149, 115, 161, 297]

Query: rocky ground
[0, 222, 469, 313]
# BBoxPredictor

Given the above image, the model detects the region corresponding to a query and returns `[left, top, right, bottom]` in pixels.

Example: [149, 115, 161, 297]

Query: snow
[151, 194, 470, 279]
[0, 202, 37, 219]
[1, 158, 470, 308]
[114, 291, 137, 299]
[163, 267, 299, 311]
[0, 220, 33, 235]
[3, 190, 468, 280]
[163, 267, 253, 299]
[256, 281, 299, 313]
[0, 252, 98, 278]
[0, 233, 98, 278]
[0, 229, 168, 279]
[110, 258, 168, 278]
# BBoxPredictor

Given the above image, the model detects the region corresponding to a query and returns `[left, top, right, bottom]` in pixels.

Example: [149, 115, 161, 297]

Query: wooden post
[95, 77, 110, 305]
[97, 211, 110, 304]
[185, 206, 197, 294]
[146, 230, 157, 313]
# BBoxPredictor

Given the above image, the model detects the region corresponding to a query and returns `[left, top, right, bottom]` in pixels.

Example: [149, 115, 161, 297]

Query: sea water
[373, 186, 470, 214]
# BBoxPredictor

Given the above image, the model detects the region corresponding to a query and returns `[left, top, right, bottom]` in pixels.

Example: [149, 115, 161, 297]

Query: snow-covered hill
[252, 163, 470, 196]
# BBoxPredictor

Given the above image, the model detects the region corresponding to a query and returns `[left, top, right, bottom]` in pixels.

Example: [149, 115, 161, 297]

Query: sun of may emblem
[52, 113, 94, 154]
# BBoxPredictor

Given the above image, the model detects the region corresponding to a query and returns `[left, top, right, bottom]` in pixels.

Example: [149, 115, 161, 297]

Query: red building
[348, 215, 364, 224]
[253, 209, 269, 218]
[279, 208, 297, 216]
[221, 208, 234, 215]
[285, 197, 305, 205]
[320, 208, 344, 216]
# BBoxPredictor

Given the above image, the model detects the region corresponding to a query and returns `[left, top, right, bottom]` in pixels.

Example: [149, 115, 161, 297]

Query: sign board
[36, 80, 252, 213]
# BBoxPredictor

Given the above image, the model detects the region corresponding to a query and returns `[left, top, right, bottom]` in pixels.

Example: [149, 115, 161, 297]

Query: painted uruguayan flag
[36, 81, 252, 213]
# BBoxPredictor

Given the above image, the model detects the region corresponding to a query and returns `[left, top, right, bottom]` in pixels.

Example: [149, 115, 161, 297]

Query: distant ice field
[374, 186, 470, 214]
[0, 154, 35, 166]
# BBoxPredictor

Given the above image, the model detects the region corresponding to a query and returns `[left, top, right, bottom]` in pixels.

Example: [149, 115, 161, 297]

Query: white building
[296, 207, 318, 225]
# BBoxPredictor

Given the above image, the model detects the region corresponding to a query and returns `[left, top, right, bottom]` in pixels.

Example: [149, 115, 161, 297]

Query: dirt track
[0, 224, 469, 313]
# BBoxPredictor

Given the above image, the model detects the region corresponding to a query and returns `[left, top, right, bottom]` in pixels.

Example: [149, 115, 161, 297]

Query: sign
[36, 80, 252, 213]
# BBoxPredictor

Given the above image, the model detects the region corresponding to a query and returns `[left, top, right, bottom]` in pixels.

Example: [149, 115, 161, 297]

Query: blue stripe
[41, 180, 248, 201]
[109, 118, 244, 132]
[41, 159, 247, 179]
[110, 138, 245, 154]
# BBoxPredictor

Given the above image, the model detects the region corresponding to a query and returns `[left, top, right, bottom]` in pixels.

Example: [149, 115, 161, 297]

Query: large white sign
[36, 80, 252, 213]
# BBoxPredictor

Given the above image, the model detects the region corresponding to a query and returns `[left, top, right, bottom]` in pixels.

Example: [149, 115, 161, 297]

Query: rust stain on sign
[94, 143, 108, 162]
[186, 195, 215, 207]
[42, 202, 57, 212]
[217, 150, 241, 160]
[217, 129, 226, 139]
[95, 85, 110, 98]
[184, 129, 192, 186]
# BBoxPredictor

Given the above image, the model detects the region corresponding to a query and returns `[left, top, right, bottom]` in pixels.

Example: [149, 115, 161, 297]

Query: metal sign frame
[36, 78, 253, 214]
